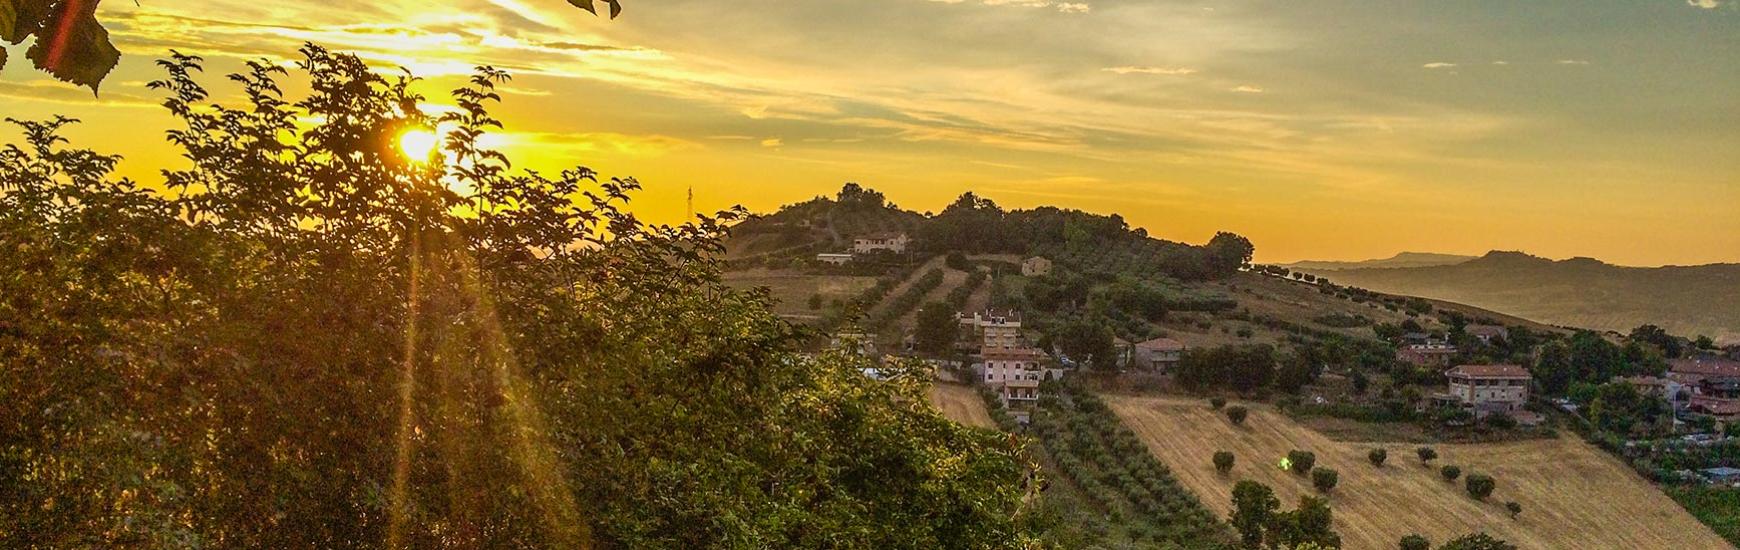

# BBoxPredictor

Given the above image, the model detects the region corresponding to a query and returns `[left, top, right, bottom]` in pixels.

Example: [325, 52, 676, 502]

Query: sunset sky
[2, 0, 1736, 265]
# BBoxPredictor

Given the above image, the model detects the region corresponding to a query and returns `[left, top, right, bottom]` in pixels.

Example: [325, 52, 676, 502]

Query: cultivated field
[930, 382, 995, 429]
[1106, 395, 1733, 550]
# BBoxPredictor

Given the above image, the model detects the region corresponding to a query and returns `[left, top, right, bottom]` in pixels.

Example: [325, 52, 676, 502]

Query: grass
[1104, 394, 1733, 549]
[1668, 486, 1740, 547]
[928, 382, 994, 429]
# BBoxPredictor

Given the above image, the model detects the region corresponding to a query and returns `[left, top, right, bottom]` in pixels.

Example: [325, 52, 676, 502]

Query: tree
[1399, 534, 1431, 550]
[1211, 397, 1228, 410]
[1534, 340, 1575, 395]
[1628, 324, 1682, 358]
[0, 0, 626, 91]
[1441, 465, 1462, 482]
[1465, 474, 1496, 500]
[836, 182, 888, 210]
[1214, 451, 1236, 474]
[1417, 447, 1438, 465]
[1352, 371, 1370, 395]
[1267, 495, 1341, 549]
[1695, 335, 1717, 350]
[1287, 450, 1316, 476]
[808, 293, 824, 310]
[1206, 231, 1256, 276]
[0, 48, 1033, 548]
[1368, 448, 1387, 468]
[1054, 318, 1117, 369]
[913, 301, 959, 354]
[1438, 532, 1517, 550]
[1505, 501, 1522, 519]
[1311, 468, 1339, 493]
[945, 250, 969, 270]
[1230, 480, 1280, 548]
[1226, 405, 1249, 426]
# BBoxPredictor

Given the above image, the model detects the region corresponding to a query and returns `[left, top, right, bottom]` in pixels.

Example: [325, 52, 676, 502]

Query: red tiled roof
[1136, 337, 1185, 351]
[1671, 357, 1740, 377]
[1448, 364, 1531, 379]
[1690, 396, 1740, 416]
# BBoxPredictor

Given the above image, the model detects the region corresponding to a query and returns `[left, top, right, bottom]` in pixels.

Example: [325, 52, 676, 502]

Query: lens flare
[399, 129, 439, 161]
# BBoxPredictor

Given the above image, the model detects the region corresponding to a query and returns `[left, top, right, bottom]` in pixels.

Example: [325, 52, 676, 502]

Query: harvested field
[930, 382, 994, 429]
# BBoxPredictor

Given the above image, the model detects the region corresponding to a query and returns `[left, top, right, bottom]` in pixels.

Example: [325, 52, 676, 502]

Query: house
[1111, 337, 1134, 368]
[1445, 364, 1531, 418]
[1619, 375, 1689, 406]
[1133, 337, 1186, 373]
[999, 378, 1041, 406]
[1021, 256, 1053, 277]
[959, 309, 1024, 349]
[1401, 332, 1446, 346]
[1688, 396, 1740, 422]
[1397, 343, 1458, 368]
[1465, 325, 1509, 345]
[976, 347, 1050, 383]
[815, 252, 854, 265]
[1671, 357, 1740, 399]
[850, 232, 910, 254]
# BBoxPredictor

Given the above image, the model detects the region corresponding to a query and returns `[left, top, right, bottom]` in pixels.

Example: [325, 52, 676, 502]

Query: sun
[398, 129, 439, 161]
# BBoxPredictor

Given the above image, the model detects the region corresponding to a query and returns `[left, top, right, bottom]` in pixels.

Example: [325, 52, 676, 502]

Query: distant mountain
[1296, 251, 1740, 344]
[1282, 252, 1476, 271]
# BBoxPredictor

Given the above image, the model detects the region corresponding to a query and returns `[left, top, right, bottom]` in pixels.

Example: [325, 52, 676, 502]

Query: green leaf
[24, 0, 118, 92]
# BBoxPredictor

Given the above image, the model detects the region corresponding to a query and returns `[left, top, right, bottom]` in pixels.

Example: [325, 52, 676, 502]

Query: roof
[1690, 396, 1740, 416]
[1705, 467, 1740, 476]
[1671, 357, 1740, 377]
[1136, 337, 1185, 352]
[1667, 372, 1708, 385]
[1448, 364, 1531, 379]
[1003, 378, 1041, 388]
[855, 232, 907, 240]
[981, 347, 1046, 362]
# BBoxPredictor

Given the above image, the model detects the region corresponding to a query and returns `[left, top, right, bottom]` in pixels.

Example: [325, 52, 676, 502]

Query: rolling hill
[1283, 252, 1476, 271]
[1294, 251, 1740, 344]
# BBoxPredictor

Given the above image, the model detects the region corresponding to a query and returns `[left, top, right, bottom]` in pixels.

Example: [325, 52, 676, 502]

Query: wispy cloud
[1556, 59, 1591, 65]
[1102, 66, 1196, 76]
[1231, 85, 1264, 93]
[929, 0, 1091, 13]
[1687, 0, 1722, 9]
[1422, 62, 1457, 69]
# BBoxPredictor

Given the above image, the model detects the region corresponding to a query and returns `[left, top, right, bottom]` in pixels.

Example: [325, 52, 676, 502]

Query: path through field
[1106, 395, 1732, 550]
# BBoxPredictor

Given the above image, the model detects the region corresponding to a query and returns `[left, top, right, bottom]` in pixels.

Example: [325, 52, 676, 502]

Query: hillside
[1283, 252, 1476, 271]
[1297, 251, 1740, 344]
[1107, 395, 1733, 549]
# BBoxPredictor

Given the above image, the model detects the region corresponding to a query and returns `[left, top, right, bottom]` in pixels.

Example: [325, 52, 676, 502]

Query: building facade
[1445, 364, 1531, 418]
[850, 232, 911, 254]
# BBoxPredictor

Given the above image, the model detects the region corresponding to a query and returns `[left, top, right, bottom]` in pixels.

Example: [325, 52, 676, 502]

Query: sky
[2, 0, 1737, 266]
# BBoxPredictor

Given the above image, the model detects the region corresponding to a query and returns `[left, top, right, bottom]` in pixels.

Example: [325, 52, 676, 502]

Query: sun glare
[399, 129, 439, 161]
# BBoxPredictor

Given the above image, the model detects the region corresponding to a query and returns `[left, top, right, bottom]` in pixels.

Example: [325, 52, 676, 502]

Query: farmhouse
[1619, 375, 1690, 406]
[1133, 337, 1186, 373]
[960, 309, 1024, 349]
[815, 252, 854, 265]
[1444, 364, 1531, 418]
[1465, 324, 1509, 344]
[1021, 256, 1053, 277]
[850, 232, 910, 254]
[1670, 357, 1740, 400]
[1398, 343, 1458, 368]
[976, 347, 1049, 383]
[1688, 396, 1740, 423]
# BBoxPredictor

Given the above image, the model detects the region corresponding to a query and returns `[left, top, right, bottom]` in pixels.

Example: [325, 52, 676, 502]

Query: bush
[1288, 450, 1316, 476]
[1312, 467, 1339, 493]
[1438, 532, 1517, 550]
[1505, 501, 1522, 519]
[1417, 446, 1438, 464]
[1368, 448, 1387, 467]
[1441, 465, 1462, 482]
[1485, 413, 1517, 430]
[1466, 474, 1496, 500]
[1226, 405, 1249, 426]
[1214, 451, 1236, 474]
[1399, 534, 1431, 550]
[1210, 397, 1227, 410]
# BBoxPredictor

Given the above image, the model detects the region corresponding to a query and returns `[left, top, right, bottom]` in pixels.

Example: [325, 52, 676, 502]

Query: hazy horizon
[3, 0, 1736, 266]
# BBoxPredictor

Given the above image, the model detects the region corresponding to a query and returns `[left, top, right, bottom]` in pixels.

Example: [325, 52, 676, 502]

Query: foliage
[1417, 447, 1438, 464]
[0, 48, 1034, 549]
[1226, 406, 1249, 426]
[1440, 465, 1462, 482]
[1310, 468, 1338, 493]
[1464, 474, 1495, 501]
[1211, 397, 1228, 410]
[1504, 501, 1521, 519]
[1399, 534, 1431, 550]
[1266, 496, 1340, 550]
[914, 301, 959, 354]
[1436, 532, 1516, 550]
[1368, 448, 1387, 467]
[1213, 451, 1236, 474]
[1287, 450, 1315, 476]
[1177, 345, 1277, 394]
[1667, 487, 1740, 547]
[1229, 480, 1278, 548]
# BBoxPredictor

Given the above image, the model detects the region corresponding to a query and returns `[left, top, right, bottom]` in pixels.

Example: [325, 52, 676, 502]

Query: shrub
[1288, 450, 1316, 476]
[1226, 405, 1249, 426]
[1438, 532, 1517, 550]
[1210, 397, 1227, 410]
[1466, 474, 1496, 500]
[1368, 448, 1387, 467]
[1441, 465, 1462, 482]
[1213, 451, 1236, 474]
[1312, 467, 1339, 493]
[1399, 534, 1431, 550]
[1485, 413, 1517, 430]
[1417, 446, 1438, 464]
[1505, 501, 1522, 519]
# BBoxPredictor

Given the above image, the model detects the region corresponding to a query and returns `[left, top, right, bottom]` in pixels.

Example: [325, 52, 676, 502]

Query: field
[722, 268, 877, 319]
[1106, 395, 1733, 549]
[928, 382, 994, 429]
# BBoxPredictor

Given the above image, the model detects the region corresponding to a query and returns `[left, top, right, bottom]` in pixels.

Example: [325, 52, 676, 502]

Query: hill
[1107, 395, 1733, 549]
[1283, 252, 1476, 271]
[1296, 251, 1740, 344]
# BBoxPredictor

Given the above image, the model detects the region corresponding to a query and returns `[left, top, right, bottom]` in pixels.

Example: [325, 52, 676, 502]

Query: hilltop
[1283, 252, 1476, 271]
[1294, 251, 1740, 345]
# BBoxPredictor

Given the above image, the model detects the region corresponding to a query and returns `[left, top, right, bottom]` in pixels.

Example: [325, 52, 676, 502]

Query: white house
[977, 347, 1049, 383]
[815, 253, 854, 266]
[1445, 364, 1531, 418]
[851, 232, 911, 254]
[959, 309, 1024, 350]
[1021, 256, 1052, 277]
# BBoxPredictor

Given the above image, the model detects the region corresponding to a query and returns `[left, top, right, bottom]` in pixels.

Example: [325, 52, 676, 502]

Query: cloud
[1056, 3, 1091, 13]
[1421, 62, 1457, 69]
[930, 0, 1091, 13]
[1102, 66, 1196, 76]
[1491, 61, 1509, 65]
[1687, 0, 1721, 9]
[760, 138, 784, 148]
[1556, 59, 1591, 65]
[1231, 85, 1264, 93]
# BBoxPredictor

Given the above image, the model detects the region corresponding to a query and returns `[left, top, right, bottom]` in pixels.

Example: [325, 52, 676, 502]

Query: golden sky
[2, 0, 1736, 265]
